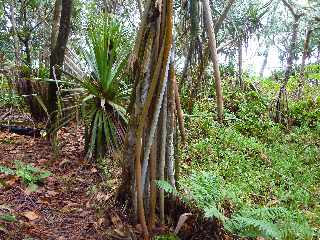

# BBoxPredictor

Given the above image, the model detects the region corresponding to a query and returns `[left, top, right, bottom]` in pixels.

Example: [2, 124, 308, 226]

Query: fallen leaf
[0, 225, 7, 234]
[46, 190, 58, 197]
[37, 158, 48, 164]
[95, 192, 111, 202]
[59, 159, 71, 169]
[25, 183, 38, 195]
[174, 213, 192, 234]
[135, 224, 142, 232]
[97, 218, 104, 226]
[5, 176, 19, 187]
[61, 202, 79, 213]
[110, 211, 123, 229]
[23, 211, 39, 221]
[114, 228, 127, 237]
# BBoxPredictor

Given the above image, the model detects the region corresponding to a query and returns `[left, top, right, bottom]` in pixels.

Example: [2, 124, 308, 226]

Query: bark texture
[121, 0, 184, 237]
[48, 0, 73, 130]
[298, 29, 312, 98]
[202, 0, 224, 121]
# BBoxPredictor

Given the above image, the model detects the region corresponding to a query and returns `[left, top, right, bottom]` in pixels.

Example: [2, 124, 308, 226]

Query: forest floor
[0, 124, 224, 240]
[0, 125, 139, 240]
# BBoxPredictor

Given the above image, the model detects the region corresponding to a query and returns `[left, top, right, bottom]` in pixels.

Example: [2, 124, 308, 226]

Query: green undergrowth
[0, 161, 51, 191]
[0, 78, 23, 109]
[176, 87, 320, 239]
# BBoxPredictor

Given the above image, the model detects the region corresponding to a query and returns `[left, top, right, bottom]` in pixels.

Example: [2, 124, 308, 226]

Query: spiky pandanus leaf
[75, 15, 130, 160]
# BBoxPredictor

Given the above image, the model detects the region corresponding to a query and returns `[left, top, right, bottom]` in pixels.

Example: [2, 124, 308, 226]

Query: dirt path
[0, 126, 129, 240]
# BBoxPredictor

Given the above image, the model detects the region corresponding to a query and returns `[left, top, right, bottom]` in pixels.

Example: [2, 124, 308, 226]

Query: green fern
[156, 180, 178, 196]
[160, 171, 315, 240]
[225, 215, 282, 239]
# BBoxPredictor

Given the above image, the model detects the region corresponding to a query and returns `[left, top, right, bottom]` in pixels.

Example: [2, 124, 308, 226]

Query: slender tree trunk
[180, 44, 192, 88]
[51, 0, 62, 50]
[174, 76, 186, 145]
[281, 0, 303, 85]
[159, 88, 168, 226]
[24, 38, 32, 67]
[9, 4, 46, 122]
[202, 0, 224, 121]
[136, 0, 143, 18]
[48, 0, 73, 131]
[9, 4, 21, 67]
[188, 56, 205, 113]
[259, 48, 269, 78]
[214, 0, 236, 35]
[8, 3, 21, 90]
[298, 29, 312, 98]
[272, 0, 302, 125]
[148, 140, 157, 229]
[238, 39, 243, 88]
[283, 17, 300, 84]
[166, 51, 176, 188]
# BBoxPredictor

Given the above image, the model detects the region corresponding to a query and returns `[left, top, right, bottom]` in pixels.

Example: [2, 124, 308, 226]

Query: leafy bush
[14, 161, 51, 185]
[50, 15, 130, 160]
[289, 97, 320, 128]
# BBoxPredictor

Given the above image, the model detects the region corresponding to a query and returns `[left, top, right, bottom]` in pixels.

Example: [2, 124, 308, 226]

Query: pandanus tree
[46, 15, 128, 159]
[79, 16, 129, 160]
[121, 0, 185, 237]
[271, 0, 304, 124]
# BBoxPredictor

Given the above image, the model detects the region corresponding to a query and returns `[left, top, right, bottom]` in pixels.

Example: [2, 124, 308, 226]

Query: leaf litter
[0, 124, 133, 240]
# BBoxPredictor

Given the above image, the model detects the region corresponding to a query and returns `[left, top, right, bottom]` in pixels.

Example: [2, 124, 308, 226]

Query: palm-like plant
[80, 16, 129, 160]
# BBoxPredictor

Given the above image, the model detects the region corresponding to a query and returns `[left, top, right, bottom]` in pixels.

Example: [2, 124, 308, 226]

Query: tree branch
[214, 0, 236, 34]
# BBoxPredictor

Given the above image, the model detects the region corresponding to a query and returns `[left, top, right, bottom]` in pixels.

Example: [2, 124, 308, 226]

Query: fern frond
[156, 180, 178, 196]
[225, 215, 282, 239]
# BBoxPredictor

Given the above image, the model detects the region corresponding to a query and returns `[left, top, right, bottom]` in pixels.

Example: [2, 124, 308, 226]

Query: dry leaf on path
[23, 211, 40, 221]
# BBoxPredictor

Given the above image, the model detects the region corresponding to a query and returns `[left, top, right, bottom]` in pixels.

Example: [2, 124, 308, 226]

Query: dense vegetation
[176, 78, 320, 239]
[0, 0, 319, 239]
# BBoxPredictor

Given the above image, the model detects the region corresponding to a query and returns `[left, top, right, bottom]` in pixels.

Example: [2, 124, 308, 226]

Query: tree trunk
[187, 56, 206, 113]
[159, 88, 168, 226]
[174, 76, 186, 145]
[202, 0, 224, 121]
[121, 0, 178, 237]
[259, 48, 269, 78]
[238, 39, 243, 88]
[298, 29, 312, 98]
[283, 17, 300, 84]
[214, 0, 236, 35]
[9, 4, 46, 122]
[23, 38, 32, 67]
[281, 0, 303, 85]
[48, 0, 73, 131]
[8, 4, 21, 67]
[51, 0, 62, 50]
